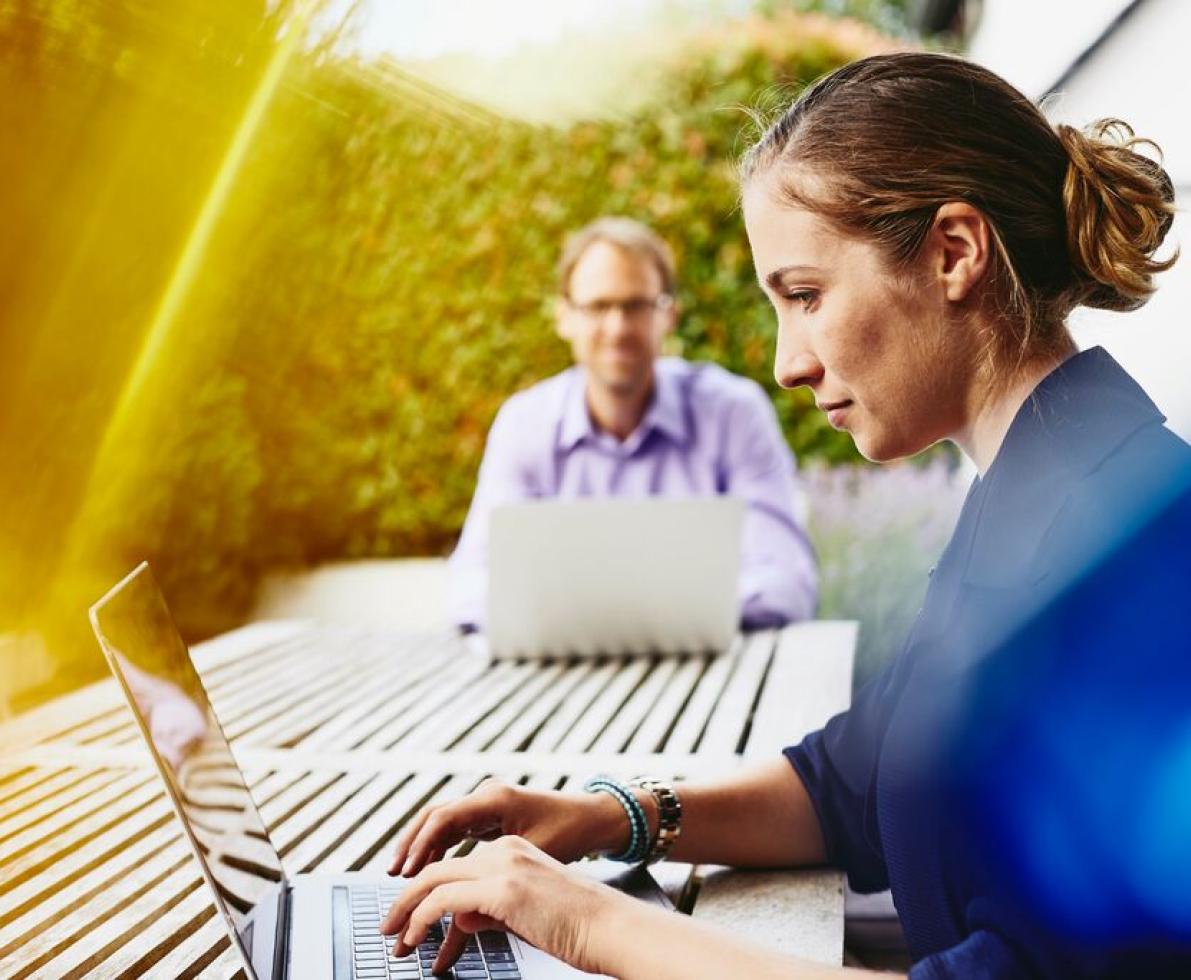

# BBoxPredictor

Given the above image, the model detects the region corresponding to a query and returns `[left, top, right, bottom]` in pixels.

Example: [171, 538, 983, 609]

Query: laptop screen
[90, 562, 285, 977]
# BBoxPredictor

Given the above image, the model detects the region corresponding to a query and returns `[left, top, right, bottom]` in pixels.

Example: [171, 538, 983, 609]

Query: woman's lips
[822, 400, 852, 429]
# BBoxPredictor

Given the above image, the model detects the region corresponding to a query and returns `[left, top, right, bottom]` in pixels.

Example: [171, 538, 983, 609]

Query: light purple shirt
[449, 357, 818, 630]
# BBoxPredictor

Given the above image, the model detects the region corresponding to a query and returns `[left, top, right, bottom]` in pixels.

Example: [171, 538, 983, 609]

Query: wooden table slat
[456, 661, 569, 752]
[0, 620, 857, 976]
[587, 656, 685, 754]
[657, 637, 742, 752]
[133, 917, 237, 980]
[0, 796, 176, 926]
[554, 658, 653, 753]
[32, 878, 214, 980]
[690, 622, 856, 966]
[520, 660, 619, 752]
[283, 648, 453, 751]
[624, 655, 707, 755]
[397, 662, 531, 751]
[216, 641, 399, 744]
[746, 622, 858, 755]
[0, 768, 53, 805]
[695, 631, 778, 754]
[0, 775, 162, 891]
[323, 770, 453, 875]
[0, 769, 114, 836]
[283, 770, 420, 875]
[0, 769, 133, 847]
[11, 854, 203, 979]
[351, 657, 494, 751]
[0, 825, 180, 955]
[481, 661, 598, 753]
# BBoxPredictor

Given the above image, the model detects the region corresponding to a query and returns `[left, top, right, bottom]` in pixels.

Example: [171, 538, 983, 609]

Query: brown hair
[556, 217, 677, 298]
[740, 52, 1177, 364]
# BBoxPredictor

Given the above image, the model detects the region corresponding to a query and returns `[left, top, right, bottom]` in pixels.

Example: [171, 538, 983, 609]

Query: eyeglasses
[566, 294, 674, 321]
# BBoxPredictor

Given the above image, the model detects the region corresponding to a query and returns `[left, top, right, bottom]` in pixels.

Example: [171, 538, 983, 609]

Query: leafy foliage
[3, 3, 898, 702]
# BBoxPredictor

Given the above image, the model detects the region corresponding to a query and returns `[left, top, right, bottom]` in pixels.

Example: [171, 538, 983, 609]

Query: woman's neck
[955, 338, 1078, 475]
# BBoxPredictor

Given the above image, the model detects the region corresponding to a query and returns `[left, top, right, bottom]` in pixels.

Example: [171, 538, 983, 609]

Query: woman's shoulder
[961, 350, 1188, 592]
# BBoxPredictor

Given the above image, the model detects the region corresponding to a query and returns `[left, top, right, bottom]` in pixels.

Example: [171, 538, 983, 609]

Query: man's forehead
[568, 240, 663, 297]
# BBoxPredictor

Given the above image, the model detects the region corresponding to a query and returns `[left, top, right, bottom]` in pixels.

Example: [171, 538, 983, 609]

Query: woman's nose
[775, 349, 824, 390]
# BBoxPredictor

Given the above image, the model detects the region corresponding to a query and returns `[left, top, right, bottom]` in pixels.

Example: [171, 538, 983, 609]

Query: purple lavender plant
[803, 461, 970, 686]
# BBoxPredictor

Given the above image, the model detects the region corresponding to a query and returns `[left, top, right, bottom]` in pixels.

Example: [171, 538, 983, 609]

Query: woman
[379, 52, 1189, 978]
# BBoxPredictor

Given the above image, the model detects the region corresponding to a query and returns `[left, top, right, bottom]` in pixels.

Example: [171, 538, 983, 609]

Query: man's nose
[602, 305, 637, 338]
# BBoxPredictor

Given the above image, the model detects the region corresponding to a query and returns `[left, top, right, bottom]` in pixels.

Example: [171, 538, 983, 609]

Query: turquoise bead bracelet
[583, 775, 649, 864]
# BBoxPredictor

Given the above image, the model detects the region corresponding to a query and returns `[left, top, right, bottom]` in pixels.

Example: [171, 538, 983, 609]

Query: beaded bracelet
[583, 775, 649, 864]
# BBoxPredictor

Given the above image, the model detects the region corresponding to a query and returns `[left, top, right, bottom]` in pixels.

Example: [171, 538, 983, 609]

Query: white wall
[968, 0, 1191, 439]
[1069, 212, 1190, 441]
[965, 0, 1129, 99]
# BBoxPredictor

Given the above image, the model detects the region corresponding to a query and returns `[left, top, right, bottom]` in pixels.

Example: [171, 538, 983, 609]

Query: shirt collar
[557, 361, 691, 453]
[961, 346, 1166, 588]
[993, 345, 1165, 482]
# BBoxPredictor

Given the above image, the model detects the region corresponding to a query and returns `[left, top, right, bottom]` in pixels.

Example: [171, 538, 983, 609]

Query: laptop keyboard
[347, 885, 522, 979]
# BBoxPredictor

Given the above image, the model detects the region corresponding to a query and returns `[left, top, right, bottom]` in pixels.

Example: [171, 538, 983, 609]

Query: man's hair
[556, 217, 677, 298]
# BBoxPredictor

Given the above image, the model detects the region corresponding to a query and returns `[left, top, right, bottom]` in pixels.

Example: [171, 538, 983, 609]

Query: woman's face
[742, 170, 977, 463]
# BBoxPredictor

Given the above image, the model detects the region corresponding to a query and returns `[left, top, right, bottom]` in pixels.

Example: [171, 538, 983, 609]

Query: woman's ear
[928, 201, 992, 304]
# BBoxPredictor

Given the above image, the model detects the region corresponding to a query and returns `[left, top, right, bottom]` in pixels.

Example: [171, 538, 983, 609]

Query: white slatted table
[0, 620, 855, 978]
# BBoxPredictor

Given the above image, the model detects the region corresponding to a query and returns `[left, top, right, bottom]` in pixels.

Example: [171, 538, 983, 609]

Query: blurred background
[1, 0, 1185, 717]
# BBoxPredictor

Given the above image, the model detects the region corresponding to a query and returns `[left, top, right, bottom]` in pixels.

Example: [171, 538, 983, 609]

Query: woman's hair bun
[1057, 118, 1178, 312]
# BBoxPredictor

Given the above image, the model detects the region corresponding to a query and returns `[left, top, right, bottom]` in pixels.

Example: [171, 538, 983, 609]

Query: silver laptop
[487, 498, 744, 658]
[90, 562, 670, 980]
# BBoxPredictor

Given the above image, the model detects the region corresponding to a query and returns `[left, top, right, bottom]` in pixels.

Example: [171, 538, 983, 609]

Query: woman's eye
[785, 290, 817, 310]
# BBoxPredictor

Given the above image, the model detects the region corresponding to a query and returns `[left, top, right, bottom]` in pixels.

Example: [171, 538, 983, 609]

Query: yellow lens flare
[1, 2, 321, 712]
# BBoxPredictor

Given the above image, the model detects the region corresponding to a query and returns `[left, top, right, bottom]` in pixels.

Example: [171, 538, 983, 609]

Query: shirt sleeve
[448, 399, 540, 630]
[909, 929, 1030, 979]
[783, 644, 916, 893]
[720, 381, 818, 628]
[908, 898, 1085, 979]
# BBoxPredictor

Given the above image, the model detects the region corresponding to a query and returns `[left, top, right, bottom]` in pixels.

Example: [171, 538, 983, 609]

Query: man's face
[556, 241, 676, 398]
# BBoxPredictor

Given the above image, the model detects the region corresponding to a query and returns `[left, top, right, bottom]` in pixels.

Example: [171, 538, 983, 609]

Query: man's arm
[448, 399, 540, 630]
[722, 381, 818, 627]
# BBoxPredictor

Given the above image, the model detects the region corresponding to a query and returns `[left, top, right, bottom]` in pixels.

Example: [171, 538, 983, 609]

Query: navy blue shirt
[785, 348, 1191, 977]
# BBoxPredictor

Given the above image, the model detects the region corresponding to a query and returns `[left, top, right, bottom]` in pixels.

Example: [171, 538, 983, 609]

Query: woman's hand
[380, 836, 627, 976]
[388, 778, 630, 877]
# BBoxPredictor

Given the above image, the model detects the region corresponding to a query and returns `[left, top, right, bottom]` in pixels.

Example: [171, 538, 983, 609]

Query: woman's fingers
[381, 851, 495, 937]
[381, 838, 611, 976]
[432, 916, 502, 974]
[390, 795, 503, 876]
[388, 804, 435, 874]
[395, 880, 498, 961]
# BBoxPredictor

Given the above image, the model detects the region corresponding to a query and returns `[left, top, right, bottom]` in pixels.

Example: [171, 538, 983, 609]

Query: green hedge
[4, 4, 897, 698]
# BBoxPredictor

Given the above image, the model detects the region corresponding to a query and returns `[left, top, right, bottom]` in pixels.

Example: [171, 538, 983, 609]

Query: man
[450, 216, 817, 631]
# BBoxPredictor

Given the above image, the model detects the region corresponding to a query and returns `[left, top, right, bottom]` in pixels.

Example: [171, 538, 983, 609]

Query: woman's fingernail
[402, 857, 414, 876]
